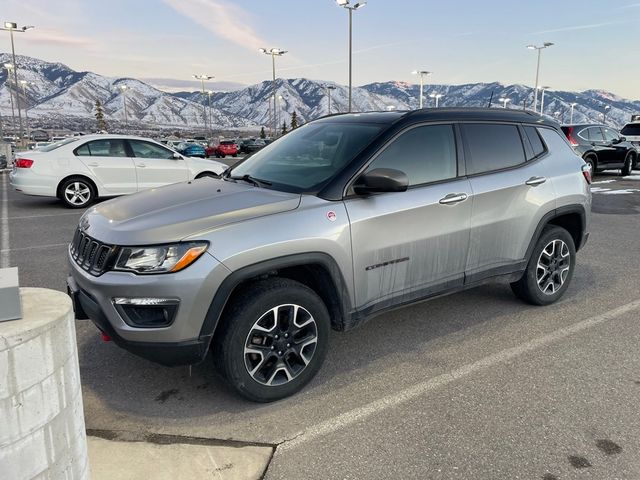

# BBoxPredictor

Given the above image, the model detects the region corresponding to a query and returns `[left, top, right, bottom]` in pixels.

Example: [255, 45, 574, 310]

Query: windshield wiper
[229, 174, 272, 187]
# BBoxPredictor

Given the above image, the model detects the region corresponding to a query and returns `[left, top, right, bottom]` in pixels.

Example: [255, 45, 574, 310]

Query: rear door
[74, 139, 137, 195]
[602, 127, 627, 167]
[584, 127, 615, 166]
[344, 123, 472, 310]
[127, 139, 190, 190]
[462, 123, 557, 282]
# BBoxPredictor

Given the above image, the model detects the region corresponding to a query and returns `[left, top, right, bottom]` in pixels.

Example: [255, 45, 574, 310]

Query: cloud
[532, 21, 623, 35]
[162, 0, 268, 51]
[22, 28, 96, 48]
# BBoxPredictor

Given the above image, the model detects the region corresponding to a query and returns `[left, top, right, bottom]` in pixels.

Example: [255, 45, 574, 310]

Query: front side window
[76, 139, 128, 157]
[365, 124, 457, 186]
[229, 122, 383, 193]
[602, 128, 620, 142]
[463, 124, 526, 174]
[129, 140, 174, 159]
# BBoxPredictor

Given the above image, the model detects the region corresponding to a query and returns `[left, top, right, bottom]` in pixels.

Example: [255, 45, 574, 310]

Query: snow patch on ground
[599, 189, 640, 195]
[622, 175, 640, 181]
[592, 179, 616, 184]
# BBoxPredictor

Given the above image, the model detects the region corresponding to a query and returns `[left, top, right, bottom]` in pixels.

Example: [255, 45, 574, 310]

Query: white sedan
[9, 134, 227, 208]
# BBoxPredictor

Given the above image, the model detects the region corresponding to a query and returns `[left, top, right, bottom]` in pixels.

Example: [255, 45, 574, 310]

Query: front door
[127, 139, 190, 190]
[344, 124, 472, 311]
[74, 138, 137, 195]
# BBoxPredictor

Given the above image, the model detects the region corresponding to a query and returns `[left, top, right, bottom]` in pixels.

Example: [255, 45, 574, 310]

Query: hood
[80, 178, 301, 245]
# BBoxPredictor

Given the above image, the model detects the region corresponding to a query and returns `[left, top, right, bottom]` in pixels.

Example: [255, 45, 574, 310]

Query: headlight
[114, 242, 208, 274]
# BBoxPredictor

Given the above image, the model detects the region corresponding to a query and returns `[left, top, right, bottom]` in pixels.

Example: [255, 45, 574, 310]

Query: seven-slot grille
[70, 228, 115, 276]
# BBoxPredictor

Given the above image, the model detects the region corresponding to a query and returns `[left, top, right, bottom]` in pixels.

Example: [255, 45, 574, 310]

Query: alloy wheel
[244, 304, 318, 386]
[64, 181, 91, 206]
[536, 239, 571, 295]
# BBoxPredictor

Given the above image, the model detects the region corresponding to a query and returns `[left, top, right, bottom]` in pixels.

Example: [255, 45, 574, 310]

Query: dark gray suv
[67, 108, 591, 402]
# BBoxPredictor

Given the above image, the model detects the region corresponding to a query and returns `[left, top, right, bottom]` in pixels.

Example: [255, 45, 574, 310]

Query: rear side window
[621, 124, 640, 136]
[366, 124, 457, 186]
[463, 124, 526, 174]
[586, 127, 604, 142]
[75, 139, 128, 157]
[523, 126, 546, 160]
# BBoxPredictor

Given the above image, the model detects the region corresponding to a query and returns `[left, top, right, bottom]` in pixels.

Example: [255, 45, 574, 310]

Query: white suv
[621, 122, 640, 153]
[9, 135, 227, 208]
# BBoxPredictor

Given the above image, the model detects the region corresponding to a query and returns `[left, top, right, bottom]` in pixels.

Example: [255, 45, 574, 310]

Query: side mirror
[353, 168, 409, 195]
[617, 136, 627, 143]
[172, 152, 182, 159]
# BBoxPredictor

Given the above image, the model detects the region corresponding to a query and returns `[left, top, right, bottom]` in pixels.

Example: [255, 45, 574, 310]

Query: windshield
[229, 122, 383, 193]
[39, 137, 79, 152]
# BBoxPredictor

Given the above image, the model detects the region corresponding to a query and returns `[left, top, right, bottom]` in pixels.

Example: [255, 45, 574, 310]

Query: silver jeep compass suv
[67, 109, 591, 402]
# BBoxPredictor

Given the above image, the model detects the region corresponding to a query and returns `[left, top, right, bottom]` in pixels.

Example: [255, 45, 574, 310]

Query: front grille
[70, 228, 116, 276]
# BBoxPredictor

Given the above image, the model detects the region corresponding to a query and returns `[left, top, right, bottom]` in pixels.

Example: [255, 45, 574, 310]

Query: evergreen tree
[94, 100, 107, 131]
[290, 111, 298, 129]
[281, 121, 288, 135]
[260, 126, 266, 139]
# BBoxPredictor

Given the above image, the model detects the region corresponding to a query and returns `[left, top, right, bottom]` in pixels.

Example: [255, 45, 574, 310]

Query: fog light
[113, 297, 179, 328]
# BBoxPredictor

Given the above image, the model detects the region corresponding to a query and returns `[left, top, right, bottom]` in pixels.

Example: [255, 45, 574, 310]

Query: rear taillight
[565, 127, 579, 147]
[15, 158, 34, 168]
[581, 164, 592, 185]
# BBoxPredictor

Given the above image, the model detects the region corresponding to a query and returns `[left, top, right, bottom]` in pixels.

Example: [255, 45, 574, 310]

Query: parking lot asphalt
[2, 169, 640, 479]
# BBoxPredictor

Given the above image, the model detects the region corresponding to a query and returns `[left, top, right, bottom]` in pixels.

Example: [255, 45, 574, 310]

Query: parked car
[206, 140, 239, 158]
[31, 142, 51, 150]
[67, 109, 590, 402]
[0, 154, 7, 170]
[9, 134, 226, 208]
[239, 138, 266, 154]
[561, 124, 637, 175]
[620, 122, 640, 153]
[175, 142, 206, 158]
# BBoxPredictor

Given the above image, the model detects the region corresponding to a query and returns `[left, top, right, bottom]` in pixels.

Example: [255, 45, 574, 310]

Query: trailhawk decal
[365, 257, 410, 271]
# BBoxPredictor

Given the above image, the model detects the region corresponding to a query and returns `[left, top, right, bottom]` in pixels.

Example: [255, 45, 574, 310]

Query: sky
[1, 0, 639, 98]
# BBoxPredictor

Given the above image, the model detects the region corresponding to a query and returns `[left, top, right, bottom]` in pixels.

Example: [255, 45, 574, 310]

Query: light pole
[336, 0, 366, 113]
[277, 95, 284, 133]
[325, 85, 337, 114]
[539, 86, 550, 114]
[19, 79, 30, 139]
[119, 85, 128, 128]
[429, 92, 443, 108]
[259, 48, 287, 137]
[2, 22, 34, 141]
[499, 97, 511, 109]
[603, 105, 611, 125]
[570, 102, 577, 123]
[526, 42, 554, 113]
[207, 90, 214, 137]
[193, 74, 213, 134]
[412, 70, 432, 109]
[3, 63, 16, 136]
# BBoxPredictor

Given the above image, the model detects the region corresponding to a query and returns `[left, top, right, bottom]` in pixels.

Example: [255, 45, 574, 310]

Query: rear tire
[511, 226, 576, 306]
[622, 152, 634, 176]
[59, 177, 96, 209]
[213, 278, 330, 402]
[584, 156, 597, 176]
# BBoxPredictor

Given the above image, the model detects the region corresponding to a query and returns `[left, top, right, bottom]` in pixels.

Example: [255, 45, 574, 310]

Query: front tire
[511, 226, 576, 306]
[213, 278, 330, 402]
[59, 177, 96, 209]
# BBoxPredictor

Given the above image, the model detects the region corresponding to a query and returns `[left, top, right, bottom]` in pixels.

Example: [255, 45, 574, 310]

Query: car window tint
[524, 126, 546, 159]
[587, 127, 604, 142]
[129, 140, 174, 159]
[367, 124, 457, 186]
[75, 144, 90, 156]
[83, 139, 128, 157]
[602, 128, 619, 142]
[464, 124, 525, 174]
[621, 124, 640, 136]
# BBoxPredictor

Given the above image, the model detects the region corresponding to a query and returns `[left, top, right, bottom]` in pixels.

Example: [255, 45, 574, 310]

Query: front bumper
[67, 246, 232, 366]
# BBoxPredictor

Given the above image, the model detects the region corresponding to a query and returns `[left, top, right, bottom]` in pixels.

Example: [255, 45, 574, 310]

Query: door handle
[136, 163, 146, 168]
[87, 163, 99, 167]
[439, 193, 468, 205]
[525, 176, 547, 186]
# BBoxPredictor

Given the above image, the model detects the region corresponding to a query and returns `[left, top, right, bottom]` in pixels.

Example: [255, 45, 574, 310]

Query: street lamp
[603, 105, 611, 125]
[207, 90, 214, 137]
[193, 74, 213, 134]
[429, 92, 443, 108]
[412, 70, 432, 109]
[570, 102, 577, 123]
[499, 97, 511, 109]
[259, 47, 287, 137]
[335, 0, 366, 113]
[118, 85, 128, 128]
[3, 63, 16, 135]
[19, 79, 31, 139]
[526, 42, 554, 113]
[539, 86, 551, 114]
[1, 22, 34, 141]
[324, 85, 337, 114]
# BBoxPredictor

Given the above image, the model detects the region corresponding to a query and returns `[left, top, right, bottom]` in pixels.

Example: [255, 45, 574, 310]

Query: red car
[205, 140, 239, 158]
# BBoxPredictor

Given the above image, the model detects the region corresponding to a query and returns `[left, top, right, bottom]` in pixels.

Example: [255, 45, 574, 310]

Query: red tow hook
[100, 331, 112, 342]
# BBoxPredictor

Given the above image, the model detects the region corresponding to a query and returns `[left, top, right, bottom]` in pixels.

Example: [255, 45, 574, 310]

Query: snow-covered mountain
[1, 53, 638, 133]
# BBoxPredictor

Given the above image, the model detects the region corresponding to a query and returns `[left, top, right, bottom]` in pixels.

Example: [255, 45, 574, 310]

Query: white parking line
[1, 174, 9, 268]
[8, 212, 84, 220]
[277, 299, 640, 452]
[0, 242, 68, 254]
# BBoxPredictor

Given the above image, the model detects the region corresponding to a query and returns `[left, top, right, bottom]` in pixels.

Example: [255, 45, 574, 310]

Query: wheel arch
[582, 152, 598, 169]
[525, 206, 588, 263]
[56, 174, 99, 199]
[200, 253, 353, 343]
